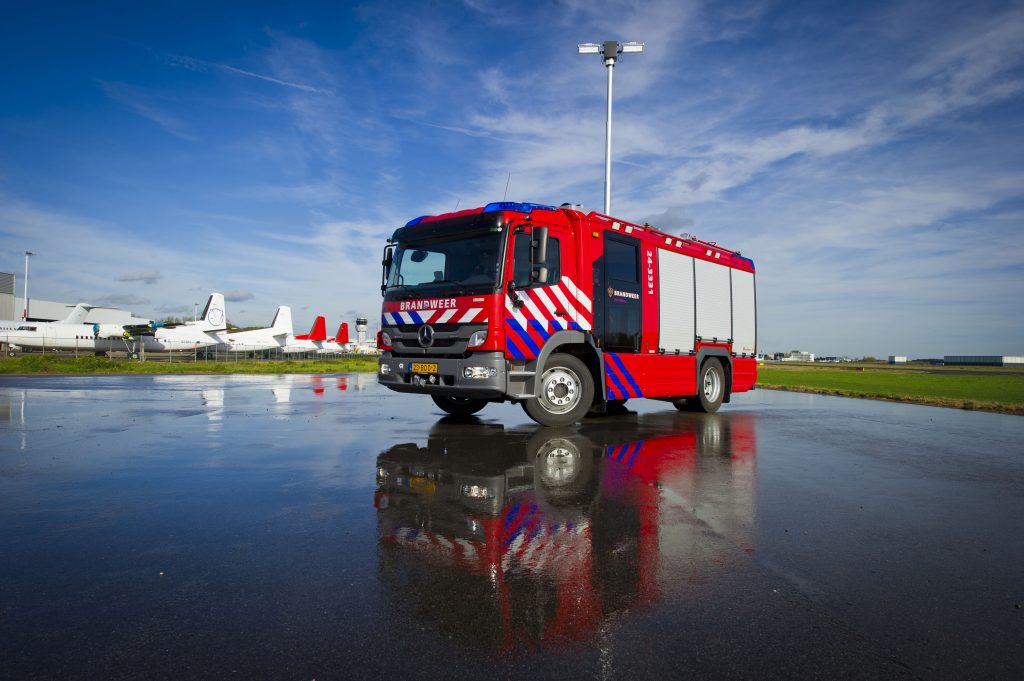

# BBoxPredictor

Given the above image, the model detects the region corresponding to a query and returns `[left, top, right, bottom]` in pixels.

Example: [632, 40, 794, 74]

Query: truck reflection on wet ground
[374, 411, 757, 656]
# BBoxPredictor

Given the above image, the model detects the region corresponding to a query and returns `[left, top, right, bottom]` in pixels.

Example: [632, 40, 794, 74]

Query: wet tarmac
[1, 374, 1022, 680]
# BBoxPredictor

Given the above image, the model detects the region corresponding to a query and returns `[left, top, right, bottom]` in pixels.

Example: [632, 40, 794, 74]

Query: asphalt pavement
[1, 374, 1021, 680]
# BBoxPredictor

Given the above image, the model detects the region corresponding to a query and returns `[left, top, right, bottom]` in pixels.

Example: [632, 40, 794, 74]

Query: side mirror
[380, 246, 394, 295]
[531, 226, 549, 284]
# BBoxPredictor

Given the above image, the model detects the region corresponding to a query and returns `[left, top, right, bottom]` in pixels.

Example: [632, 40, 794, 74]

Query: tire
[7, 350, 15, 357]
[431, 395, 488, 417]
[528, 429, 597, 508]
[679, 357, 725, 413]
[523, 354, 595, 427]
[129, 351, 140, 360]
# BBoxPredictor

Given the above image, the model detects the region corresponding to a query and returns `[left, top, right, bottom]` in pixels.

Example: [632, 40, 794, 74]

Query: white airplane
[1, 303, 96, 351]
[215, 306, 294, 353]
[142, 293, 228, 352]
[1, 304, 120, 356]
[3, 293, 226, 358]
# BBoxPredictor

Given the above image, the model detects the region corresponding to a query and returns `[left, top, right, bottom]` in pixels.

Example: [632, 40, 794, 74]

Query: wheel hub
[541, 368, 580, 413]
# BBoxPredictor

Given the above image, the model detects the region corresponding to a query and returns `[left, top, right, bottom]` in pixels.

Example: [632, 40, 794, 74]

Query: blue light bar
[404, 215, 430, 227]
[733, 255, 756, 271]
[481, 202, 558, 214]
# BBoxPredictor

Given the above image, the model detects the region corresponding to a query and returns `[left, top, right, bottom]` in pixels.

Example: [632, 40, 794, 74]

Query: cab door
[596, 234, 642, 353]
[504, 222, 579, 359]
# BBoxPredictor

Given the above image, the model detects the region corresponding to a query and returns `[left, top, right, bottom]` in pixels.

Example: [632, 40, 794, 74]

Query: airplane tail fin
[197, 293, 227, 331]
[335, 322, 349, 344]
[270, 306, 293, 337]
[296, 315, 327, 341]
[308, 316, 327, 341]
[63, 304, 94, 325]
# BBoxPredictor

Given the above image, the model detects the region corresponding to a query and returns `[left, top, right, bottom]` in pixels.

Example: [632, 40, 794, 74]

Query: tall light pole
[23, 251, 34, 321]
[578, 40, 644, 215]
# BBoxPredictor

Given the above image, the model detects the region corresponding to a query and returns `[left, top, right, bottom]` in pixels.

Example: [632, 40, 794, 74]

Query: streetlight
[577, 40, 644, 215]
[193, 302, 198, 322]
[23, 251, 34, 321]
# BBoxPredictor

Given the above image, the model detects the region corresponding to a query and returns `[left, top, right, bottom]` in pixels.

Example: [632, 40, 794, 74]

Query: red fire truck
[378, 202, 757, 426]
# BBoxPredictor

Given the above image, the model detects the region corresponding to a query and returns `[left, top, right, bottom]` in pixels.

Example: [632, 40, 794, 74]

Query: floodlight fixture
[577, 40, 645, 214]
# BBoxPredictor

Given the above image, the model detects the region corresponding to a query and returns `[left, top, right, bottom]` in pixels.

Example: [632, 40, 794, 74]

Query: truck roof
[402, 201, 755, 272]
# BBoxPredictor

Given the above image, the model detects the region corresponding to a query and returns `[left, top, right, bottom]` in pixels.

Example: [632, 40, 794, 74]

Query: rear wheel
[523, 354, 594, 427]
[431, 395, 488, 417]
[674, 358, 725, 413]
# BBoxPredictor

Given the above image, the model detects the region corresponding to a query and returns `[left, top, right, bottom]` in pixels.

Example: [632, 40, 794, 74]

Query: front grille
[395, 323, 461, 333]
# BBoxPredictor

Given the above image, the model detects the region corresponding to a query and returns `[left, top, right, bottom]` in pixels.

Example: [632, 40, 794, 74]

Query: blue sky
[1, 0, 1021, 357]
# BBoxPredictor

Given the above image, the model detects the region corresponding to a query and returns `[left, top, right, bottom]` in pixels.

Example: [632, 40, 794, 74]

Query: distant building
[780, 350, 814, 362]
[0, 272, 14, 320]
[944, 356, 1024, 367]
[13, 294, 150, 325]
[889, 355, 907, 364]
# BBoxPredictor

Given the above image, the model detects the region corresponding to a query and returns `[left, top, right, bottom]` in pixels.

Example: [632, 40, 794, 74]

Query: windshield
[386, 232, 504, 296]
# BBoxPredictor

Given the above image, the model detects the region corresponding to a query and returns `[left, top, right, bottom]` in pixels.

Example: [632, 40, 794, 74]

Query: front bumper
[377, 351, 507, 399]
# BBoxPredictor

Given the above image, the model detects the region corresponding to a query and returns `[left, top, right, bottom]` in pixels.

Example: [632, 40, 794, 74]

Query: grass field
[0, 355, 380, 375]
[757, 364, 1024, 414]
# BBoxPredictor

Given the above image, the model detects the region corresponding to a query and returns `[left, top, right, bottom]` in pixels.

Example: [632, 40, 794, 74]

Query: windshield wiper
[429, 279, 470, 294]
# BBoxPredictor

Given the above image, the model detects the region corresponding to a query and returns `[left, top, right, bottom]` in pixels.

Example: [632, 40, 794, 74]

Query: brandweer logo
[399, 298, 457, 311]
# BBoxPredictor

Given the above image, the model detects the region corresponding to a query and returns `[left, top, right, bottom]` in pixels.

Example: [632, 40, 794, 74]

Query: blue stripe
[527, 319, 551, 342]
[608, 352, 643, 397]
[506, 319, 540, 356]
[503, 503, 522, 530]
[602, 364, 626, 401]
[605, 356, 629, 399]
[569, 322, 581, 330]
[626, 441, 642, 467]
[506, 335, 526, 359]
[409, 310, 423, 325]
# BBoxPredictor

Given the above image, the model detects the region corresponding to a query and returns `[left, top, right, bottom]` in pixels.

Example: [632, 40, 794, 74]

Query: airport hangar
[1, 272, 151, 325]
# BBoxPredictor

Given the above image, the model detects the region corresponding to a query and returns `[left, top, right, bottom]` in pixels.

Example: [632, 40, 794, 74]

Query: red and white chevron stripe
[504, 275, 593, 333]
[501, 519, 591, 575]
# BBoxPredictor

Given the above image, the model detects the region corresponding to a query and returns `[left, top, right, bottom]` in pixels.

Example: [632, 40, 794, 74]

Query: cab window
[512, 233, 560, 288]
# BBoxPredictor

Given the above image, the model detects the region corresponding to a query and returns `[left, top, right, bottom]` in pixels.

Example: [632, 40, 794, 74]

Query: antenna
[454, 199, 461, 211]
[502, 172, 511, 201]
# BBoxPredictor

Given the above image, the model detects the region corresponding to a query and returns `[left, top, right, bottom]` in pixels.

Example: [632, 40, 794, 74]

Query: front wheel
[674, 358, 725, 413]
[523, 354, 595, 427]
[431, 395, 488, 417]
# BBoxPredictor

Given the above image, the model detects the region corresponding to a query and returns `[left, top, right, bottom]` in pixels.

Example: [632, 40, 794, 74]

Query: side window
[606, 239, 638, 282]
[513, 233, 561, 288]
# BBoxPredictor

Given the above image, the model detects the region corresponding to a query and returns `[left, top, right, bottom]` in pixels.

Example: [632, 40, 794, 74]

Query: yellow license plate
[410, 477, 436, 495]
[411, 362, 438, 373]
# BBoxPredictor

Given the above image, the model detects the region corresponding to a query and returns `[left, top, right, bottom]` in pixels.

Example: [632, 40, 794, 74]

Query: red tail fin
[295, 315, 327, 341]
[335, 322, 349, 344]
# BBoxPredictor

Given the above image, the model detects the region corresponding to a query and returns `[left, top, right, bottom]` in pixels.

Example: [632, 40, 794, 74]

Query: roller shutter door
[694, 258, 732, 342]
[657, 250, 694, 352]
[731, 270, 756, 356]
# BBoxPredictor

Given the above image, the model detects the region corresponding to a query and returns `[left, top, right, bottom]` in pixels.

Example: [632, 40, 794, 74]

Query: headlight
[468, 330, 487, 347]
[464, 366, 498, 379]
[461, 484, 495, 499]
[381, 332, 392, 346]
